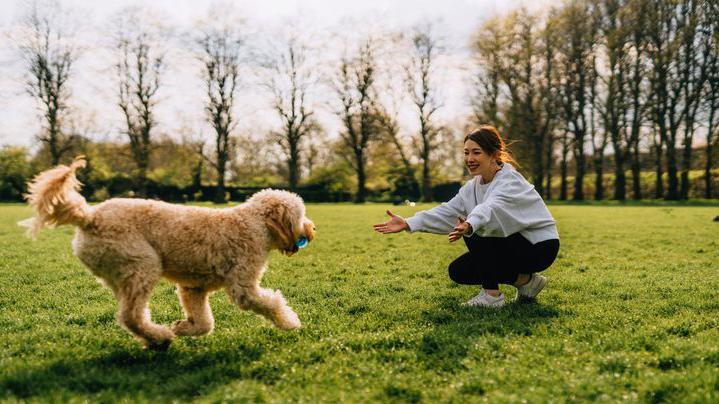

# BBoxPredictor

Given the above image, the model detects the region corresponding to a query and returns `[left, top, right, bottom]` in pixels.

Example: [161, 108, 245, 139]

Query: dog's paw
[171, 320, 194, 336]
[172, 319, 213, 336]
[275, 307, 301, 330]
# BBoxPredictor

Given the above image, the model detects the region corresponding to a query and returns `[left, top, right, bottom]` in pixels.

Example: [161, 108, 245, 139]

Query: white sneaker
[516, 274, 547, 300]
[463, 289, 505, 308]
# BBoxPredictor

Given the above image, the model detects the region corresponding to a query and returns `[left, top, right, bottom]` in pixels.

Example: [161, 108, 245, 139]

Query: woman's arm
[404, 191, 466, 234]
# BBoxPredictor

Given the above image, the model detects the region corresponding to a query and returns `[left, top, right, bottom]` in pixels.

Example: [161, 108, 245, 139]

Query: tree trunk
[631, 138, 642, 200]
[48, 110, 62, 165]
[137, 161, 148, 198]
[680, 133, 692, 200]
[573, 151, 585, 200]
[544, 135, 553, 200]
[288, 139, 300, 191]
[560, 133, 569, 201]
[613, 142, 626, 200]
[215, 166, 226, 203]
[654, 142, 664, 199]
[594, 155, 604, 200]
[421, 146, 432, 202]
[215, 135, 228, 204]
[679, 110, 696, 200]
[355, 151, 366, 203]
[664, 139, 679, 200]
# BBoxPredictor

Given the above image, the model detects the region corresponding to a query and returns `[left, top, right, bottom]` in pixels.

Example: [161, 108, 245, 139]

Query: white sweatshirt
[405, 163, 558, 244]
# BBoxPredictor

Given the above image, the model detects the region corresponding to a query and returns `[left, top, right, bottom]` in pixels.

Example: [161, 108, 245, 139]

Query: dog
[20, 156, 315, 350]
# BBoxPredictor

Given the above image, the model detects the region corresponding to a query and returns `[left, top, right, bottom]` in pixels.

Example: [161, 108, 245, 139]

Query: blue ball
[295, 236, 308, 249]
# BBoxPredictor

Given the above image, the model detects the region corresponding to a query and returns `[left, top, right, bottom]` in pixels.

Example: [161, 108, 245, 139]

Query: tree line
[472, 0, 718, 201]
[3, 0, 718, 203]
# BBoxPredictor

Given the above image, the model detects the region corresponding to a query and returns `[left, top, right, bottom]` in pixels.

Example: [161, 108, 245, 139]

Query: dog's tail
[18, 156, 91, 238]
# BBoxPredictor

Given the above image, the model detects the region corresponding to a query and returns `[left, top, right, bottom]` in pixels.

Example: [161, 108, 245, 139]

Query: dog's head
[247, 189, 315, 255]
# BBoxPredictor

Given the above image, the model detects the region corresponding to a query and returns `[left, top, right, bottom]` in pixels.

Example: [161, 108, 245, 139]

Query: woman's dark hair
[463, 125, 520, 168]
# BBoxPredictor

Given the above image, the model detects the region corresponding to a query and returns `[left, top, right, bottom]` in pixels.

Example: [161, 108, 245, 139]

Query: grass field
[1, 202, 718, 402]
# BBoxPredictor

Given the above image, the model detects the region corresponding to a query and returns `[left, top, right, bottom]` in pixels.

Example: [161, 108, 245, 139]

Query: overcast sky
[0, 0, 558, 149]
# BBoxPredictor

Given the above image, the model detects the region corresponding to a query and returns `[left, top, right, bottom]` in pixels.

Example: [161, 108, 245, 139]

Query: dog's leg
[116, 271, 175, 350]
[227, 283, 301, 330]
[172, 286, 214, 336]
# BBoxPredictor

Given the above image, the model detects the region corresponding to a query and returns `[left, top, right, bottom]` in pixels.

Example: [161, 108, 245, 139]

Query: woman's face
[464, 139, 497, 177]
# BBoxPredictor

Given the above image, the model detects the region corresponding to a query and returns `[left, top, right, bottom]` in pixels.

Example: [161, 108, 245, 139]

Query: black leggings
[448, 233, 560, 290]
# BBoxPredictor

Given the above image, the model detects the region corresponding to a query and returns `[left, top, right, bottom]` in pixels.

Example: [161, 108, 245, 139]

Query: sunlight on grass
[0, 203, 718, 401]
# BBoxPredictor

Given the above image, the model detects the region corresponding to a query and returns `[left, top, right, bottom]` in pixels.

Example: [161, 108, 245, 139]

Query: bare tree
[262, 36, 319, 191]
[540, 14, 562, 200]
[556, 0, 599, 200]
[19, 1, 77, 166]
[598, 0, 631, 200]
[472, 10, 557, 197]
[651, 124, 664, 198]
[646, 0, 707, 200]
[114, 9, 164, 197]
[334, 39, 379, 203]
[559, 129, 572, 200]
[679, 1, 713, 199]
[405, 25, 443, 202]
[197, 25, 243, 203]
[587, 53, 608, 200]
[625, 0, 650, 200]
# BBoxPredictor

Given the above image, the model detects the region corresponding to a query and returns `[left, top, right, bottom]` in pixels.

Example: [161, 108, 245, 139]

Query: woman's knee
[447, 262, 462, 283]
[447, 256, 476, 285]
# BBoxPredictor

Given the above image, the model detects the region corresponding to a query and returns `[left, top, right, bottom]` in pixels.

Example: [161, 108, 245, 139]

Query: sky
[0, 0, 558, 149]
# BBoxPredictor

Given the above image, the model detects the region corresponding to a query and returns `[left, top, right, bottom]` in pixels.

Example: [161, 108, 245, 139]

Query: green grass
[0, 203, 718, 402]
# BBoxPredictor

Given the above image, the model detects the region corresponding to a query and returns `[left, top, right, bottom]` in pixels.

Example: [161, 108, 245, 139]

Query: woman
[373, 125, 559, 308]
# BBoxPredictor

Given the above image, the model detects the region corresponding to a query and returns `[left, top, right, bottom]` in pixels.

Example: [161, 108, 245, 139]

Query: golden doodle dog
[20, 157, 315, 350]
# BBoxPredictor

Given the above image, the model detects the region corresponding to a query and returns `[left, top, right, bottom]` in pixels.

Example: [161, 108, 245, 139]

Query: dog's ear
[265, 203, 298, 254]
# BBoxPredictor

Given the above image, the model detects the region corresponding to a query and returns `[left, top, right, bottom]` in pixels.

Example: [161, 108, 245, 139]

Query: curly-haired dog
[20, 157, 315, 350]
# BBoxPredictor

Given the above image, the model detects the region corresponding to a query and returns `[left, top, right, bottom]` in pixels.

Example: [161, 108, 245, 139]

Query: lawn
[0, 202, 718, 402]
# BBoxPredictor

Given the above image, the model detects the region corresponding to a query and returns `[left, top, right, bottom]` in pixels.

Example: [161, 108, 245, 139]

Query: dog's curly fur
[20, 156, 315, 350]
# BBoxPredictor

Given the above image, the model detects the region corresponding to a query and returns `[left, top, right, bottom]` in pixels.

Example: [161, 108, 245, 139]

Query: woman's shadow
[416, 290, 560, 372]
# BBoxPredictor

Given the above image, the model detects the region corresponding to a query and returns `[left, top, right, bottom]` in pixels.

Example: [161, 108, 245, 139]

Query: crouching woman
[373, 125, 559, 308]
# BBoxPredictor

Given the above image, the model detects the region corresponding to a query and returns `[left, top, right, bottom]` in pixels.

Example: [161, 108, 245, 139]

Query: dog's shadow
[1, 298, 561, 400]
[0, 340, 273, 401]
[415, 294, 560, 372]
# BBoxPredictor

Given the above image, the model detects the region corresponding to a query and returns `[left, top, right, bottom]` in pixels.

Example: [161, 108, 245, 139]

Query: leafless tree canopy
[335, 39, 379, 203]
[115, 10, 165, 197]
[262, 36, 319, 191]
[405, 25, 443, 202]
[7, 0, 719, 202]
[20, 2, 77, 165]
[198, 25, 242, 202]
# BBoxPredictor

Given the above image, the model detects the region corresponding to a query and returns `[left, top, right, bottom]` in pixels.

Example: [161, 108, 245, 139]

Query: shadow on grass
[0, 339, 276, 401]
[416, 295, 560, 372]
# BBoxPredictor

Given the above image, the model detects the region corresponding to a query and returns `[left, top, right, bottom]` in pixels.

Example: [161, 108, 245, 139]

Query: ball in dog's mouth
[295, 236, 309, 249]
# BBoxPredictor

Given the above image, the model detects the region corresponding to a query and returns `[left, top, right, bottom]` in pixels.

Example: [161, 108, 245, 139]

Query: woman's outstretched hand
[373, 210, 408, 234]
[448, 217, 473, 242]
